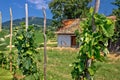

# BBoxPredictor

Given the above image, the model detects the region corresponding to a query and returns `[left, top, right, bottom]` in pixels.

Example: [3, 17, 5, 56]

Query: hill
[2, 17, 52, 29]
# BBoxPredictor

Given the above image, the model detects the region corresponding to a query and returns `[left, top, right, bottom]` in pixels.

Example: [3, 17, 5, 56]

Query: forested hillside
[2, 17, 52, 29]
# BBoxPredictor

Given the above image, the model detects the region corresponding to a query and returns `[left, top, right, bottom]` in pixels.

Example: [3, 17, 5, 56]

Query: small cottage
[56, 19, 81, 48]
[56, 16, 116, 48]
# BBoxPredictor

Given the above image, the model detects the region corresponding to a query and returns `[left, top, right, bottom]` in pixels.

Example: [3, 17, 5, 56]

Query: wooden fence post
[86, 0, 100, 80]
[25, 3, 28, 31]
[10, 8, 13, 72]
[0, 11, 2, 32]
[42, 7, 47, 80]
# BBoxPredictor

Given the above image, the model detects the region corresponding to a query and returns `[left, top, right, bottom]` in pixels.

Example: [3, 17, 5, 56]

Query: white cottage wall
[57, 35, 71, 47]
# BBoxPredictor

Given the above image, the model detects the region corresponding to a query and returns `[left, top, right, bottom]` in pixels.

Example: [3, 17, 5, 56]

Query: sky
[0, 0, 117, 22]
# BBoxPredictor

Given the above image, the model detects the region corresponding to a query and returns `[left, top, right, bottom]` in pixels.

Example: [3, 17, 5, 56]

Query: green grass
[0, 68, 13, 80]
[38, 49, 120, 80]
[34, 30, 44, 44]
[94, 59, 120, 80]
[1, 29, 120, 80]
[39, 49, 77, 80]
[1, 48, 120, 80]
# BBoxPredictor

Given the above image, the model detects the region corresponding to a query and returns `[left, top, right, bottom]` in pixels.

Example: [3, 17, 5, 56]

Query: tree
[109, 0, 120, 52]
[49, 0, 92, 27]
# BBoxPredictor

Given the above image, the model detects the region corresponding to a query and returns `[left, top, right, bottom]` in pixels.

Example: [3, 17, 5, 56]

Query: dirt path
[108, 52, 120, 60]
[38, 46, 79, 51]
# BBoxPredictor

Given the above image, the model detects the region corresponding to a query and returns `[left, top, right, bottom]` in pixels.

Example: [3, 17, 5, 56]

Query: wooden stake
[92, 0, 100, 31]
[86, 0, 100, 80]
[42, 7, 47, 80]
[0, 12, 2, 32]
[10, 8, 13, 72]
[94, 0, 100, 14]
[25, 3, 28, 31]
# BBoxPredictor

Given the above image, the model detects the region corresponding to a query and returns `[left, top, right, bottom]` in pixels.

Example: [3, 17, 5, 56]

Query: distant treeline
[2, 17, 52, 29]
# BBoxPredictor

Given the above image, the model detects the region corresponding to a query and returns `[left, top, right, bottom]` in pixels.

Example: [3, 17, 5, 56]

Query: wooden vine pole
[25, 3, 28, 31]
[92, 0, 100, 31]
[86, 0, 100, 79]
[0, 11, 2, 32]
[10, 8, 13, 72]
[42, 7, 47, 80]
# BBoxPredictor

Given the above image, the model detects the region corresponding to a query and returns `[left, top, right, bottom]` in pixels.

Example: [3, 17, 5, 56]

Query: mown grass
[38, 49, 120, 80]
[0, 48, 120, 80]
[34, 30, 44, 44]
[94, 59, 120, 80]
[39, 49, 77, 80]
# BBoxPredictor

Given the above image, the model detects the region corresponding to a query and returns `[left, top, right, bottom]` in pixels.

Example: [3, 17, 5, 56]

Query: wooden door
[71, 36, 76, 47]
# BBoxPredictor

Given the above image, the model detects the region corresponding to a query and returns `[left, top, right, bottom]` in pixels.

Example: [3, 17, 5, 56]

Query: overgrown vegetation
[109, 0, 120, 52]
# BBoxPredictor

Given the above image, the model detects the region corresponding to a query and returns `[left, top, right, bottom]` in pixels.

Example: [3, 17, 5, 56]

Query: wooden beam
[42, 7, 47, 80]
[86, 0, 100, 80]
[25, 3, 28, 31]
[94, 0, 100, 13]
[10, 8, 13, 72]
[0, 12, 2, 32]
[92, 0, 100, 31]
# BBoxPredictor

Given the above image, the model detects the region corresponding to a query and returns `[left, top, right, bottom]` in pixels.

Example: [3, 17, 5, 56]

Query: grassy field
[38, 49, 120, 80]
[0, 68, 13, 80]
[39, 49, 77, 80]
[94, 55, 120, 80]
[34, 30, 44, 44]
[0, 47, 120, 80]
[1, 30, 120, 80]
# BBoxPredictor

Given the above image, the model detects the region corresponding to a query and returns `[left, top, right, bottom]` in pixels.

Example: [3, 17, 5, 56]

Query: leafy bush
[14, 25, 41, 79]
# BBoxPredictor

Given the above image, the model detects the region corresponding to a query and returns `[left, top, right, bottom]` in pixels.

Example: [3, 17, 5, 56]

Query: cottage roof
[107, 16, 116, 21]
[56, 16, 116, 35]
[56, 19, 81, 34]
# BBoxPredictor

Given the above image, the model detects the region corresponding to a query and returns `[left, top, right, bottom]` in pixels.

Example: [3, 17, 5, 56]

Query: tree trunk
[42, 7, 47, 80]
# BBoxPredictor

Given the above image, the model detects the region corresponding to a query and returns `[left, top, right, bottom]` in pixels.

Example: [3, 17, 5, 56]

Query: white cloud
[28, 0, 51, 9]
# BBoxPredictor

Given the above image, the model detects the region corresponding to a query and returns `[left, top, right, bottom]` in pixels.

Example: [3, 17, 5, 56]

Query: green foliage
[109, 0, 120, 51]
[2, 17, 52, 29]
[14, 24, 41, 79]
[0, 31, 9, 68]
[46, 30, 55, 39]
[49, 0, 92, 27]
[71, 12, 114, 80]
[34, 30, 44, 44]
[0, 37, 7, 51]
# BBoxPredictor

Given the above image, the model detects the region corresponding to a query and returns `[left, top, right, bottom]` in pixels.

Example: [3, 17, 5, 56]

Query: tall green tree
[49, 0, 92, 27]
[109, 0, 120, 51]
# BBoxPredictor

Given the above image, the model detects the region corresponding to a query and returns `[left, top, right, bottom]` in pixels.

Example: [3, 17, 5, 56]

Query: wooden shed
[56, 19, 81, 48]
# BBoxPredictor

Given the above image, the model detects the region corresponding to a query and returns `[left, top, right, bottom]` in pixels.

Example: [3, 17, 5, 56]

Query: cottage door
[71, 36, 76, 47]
